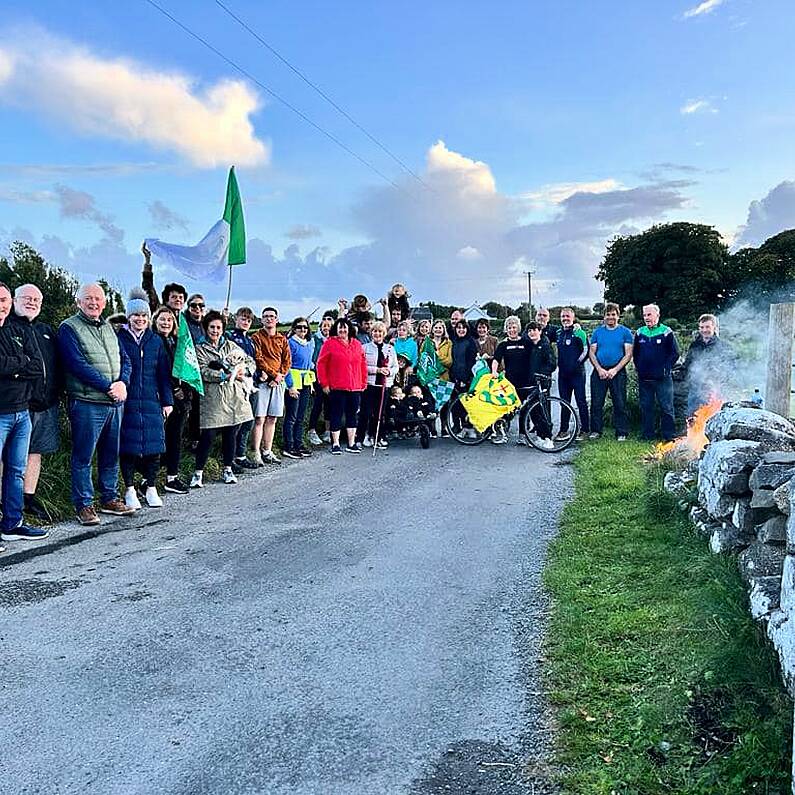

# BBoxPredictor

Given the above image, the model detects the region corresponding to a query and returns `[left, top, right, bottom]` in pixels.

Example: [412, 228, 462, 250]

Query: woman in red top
[316, 318, 368, 455]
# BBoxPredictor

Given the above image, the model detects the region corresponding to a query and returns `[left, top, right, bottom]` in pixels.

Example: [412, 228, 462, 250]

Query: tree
[596, 222, 730, 324]
[0, 241, 124, 325]
[727, 229, 795, 302]
[0, 241, 78, 327]
[481, 301, 513, 320]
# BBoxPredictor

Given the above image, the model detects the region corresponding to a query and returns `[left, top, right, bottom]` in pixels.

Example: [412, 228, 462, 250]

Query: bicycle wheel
[445, 394, 491, 445]
[521, 394, 579, 452]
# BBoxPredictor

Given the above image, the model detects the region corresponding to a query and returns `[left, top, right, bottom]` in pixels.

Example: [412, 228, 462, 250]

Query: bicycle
[445, 374, 580, 452]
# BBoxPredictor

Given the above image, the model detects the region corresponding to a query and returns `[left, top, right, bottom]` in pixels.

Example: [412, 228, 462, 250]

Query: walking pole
[372, 381, 388, 458]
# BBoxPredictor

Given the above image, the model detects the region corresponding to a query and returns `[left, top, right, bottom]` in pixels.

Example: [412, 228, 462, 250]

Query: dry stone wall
[664, 405, 795, 694]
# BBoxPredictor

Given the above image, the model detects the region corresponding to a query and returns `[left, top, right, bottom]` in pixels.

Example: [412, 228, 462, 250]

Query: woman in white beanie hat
[116, 288, 173, 509]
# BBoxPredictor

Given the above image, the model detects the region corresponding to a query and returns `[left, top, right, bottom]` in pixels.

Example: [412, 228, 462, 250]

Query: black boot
[24, 493, 51, 523]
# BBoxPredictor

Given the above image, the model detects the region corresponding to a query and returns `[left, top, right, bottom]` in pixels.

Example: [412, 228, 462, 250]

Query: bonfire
[651, 397, 724, 461]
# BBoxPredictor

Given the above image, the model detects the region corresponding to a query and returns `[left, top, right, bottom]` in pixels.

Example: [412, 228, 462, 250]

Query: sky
[1, 0, 794, 316]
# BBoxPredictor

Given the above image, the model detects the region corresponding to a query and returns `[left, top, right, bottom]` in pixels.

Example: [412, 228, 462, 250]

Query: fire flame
[653, 397, 723, 460]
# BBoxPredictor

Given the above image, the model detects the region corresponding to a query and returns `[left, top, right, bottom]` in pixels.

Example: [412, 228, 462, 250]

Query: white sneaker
[322, 431, 331, 443]
[617, 435, 628, 442]
[515, 436, 528, 446]
[363, 436, 373, 448]
[262, 450, 281, 465]
[124, 486, 141, 511]
[538, 438, 555, 450]
[308, 429, 323, 446]
[144, 486, 163, 507]
[464, 428, 478, 439]
[190, 471, 204, 489]
[222, 467, 238, 484]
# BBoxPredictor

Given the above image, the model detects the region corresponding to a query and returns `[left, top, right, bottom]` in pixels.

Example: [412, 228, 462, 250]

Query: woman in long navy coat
[117, 289, 173, 509]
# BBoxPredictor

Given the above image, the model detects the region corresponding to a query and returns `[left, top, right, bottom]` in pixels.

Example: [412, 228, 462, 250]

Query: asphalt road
[0, 436, 573, 794]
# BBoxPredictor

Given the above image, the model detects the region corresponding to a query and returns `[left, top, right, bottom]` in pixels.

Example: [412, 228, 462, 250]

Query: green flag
[417, 337, 445, 385]
[173, 313, 204, 396]
[223, 166, 246, 266]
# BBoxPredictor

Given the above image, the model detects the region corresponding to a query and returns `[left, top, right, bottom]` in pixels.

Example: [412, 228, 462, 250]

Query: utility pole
[525, 270, 535, 309]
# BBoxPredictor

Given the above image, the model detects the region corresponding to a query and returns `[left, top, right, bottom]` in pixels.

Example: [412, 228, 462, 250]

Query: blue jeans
[639, 377, 675, 441]
[0, 411, 32, 531]
[558, 370, 590, 433]
[68, 399, 123, 510]
[283, 386, 312, 450]
[590, 368, 628, 437]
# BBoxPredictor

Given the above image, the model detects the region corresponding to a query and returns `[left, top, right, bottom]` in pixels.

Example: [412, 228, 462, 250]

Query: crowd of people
[0, 263, 728, 552]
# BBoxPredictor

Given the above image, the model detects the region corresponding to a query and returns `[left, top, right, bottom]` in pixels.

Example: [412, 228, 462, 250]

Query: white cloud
[735, 180, 795, 248]
[521, 178, 621, 206]
[0, 30, 268, 168]
[680, 99, 718, 115]
[286, 224, 322, 240]
[683, 0, 725, 19]
[2, 142, 696, 314]
[457, 245, 481, 260]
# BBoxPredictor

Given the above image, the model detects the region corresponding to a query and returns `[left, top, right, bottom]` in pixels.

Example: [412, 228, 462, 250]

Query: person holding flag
[153, 306, 200, 494]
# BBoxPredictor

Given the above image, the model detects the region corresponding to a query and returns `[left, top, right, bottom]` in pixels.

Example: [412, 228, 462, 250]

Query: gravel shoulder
[0, 438, 573, 794]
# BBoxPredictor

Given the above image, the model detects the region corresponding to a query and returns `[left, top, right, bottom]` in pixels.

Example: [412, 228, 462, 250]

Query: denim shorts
[29, 405, 60, 454]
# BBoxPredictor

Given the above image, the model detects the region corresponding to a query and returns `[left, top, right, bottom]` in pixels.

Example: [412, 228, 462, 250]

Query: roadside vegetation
[544, 439, 793, 794]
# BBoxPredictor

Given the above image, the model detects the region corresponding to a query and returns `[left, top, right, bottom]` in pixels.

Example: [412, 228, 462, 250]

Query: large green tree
[596, 222, 730, 323]
[728, 229, 795, 301]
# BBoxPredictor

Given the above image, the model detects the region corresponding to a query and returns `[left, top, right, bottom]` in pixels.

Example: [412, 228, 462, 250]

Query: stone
[738, 542, 787, 583]
[779, 555, 795, 612]
[663, 471, 694, 498]
[766, 609, 795, 697]
[749, 463, 795, 490]
[750, 489, 776, 509]
[709, 525, 750, 554]
[698, 440, 764, 519]
[732, 498, 776, 534]
[705, 406, 795, 448]
[758, 515, 787, 544]
[773, 479, 791, 515]
[763, 451, 795, 465]
[749, 575, 782, 620]
[689, 505, 708, 525]
[723, 472, 751, 496]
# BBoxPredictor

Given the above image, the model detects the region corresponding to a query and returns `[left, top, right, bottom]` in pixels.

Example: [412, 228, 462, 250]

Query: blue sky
[1, 0, 794, 314]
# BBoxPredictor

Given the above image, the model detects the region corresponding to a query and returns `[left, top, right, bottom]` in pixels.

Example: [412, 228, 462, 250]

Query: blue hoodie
[285, 335, 315, 388]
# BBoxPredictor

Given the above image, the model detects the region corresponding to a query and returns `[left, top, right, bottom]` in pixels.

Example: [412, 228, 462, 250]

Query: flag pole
[224, 263, 233, 313]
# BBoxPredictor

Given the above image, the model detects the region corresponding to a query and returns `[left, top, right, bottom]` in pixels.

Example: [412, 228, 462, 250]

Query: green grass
[544, 440, 793, 794]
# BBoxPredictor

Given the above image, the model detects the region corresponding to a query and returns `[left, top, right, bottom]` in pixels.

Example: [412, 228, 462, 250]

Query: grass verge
[544, 439, 793, 794]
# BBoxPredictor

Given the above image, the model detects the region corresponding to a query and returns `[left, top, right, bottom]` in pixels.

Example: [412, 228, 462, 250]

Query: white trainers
[322, 431, 331, 444]
[190, 471, 204, 489]
[363, 436, 373, 448]
[124, 486, 141, 511]
[538, 438, 555, 450]
[145, 486, 163, 507]
[222, 467, 238, 484]
[262, 450, 281, 465]
[308, 429, 323, 446]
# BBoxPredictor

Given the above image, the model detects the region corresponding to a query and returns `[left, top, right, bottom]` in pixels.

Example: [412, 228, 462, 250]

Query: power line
[141, 0, 403, 191]
[214, 0, 430, 191]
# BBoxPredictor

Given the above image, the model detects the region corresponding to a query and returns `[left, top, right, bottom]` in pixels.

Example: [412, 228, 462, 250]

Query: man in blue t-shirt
[588, 302, 633, 440]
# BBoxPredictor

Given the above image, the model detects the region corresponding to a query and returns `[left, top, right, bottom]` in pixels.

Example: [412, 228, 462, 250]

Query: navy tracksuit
[556, 326, 590, 434]
[633, 325, 680, 441]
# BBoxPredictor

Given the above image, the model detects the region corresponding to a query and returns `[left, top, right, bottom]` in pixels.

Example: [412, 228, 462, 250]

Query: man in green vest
[58, 283, 134, 526]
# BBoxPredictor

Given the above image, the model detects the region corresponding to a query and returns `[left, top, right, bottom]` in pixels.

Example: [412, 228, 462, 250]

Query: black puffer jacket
[9, 313, 59, 411]
[0, 317, 44, 413]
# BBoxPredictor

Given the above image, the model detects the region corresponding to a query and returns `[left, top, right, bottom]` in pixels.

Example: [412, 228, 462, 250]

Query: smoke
[683, 296, 775, 409]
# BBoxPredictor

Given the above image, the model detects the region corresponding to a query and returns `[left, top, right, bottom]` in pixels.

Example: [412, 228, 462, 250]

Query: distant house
[462, 302, 495, 322]
[409, 305, 434, 322]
